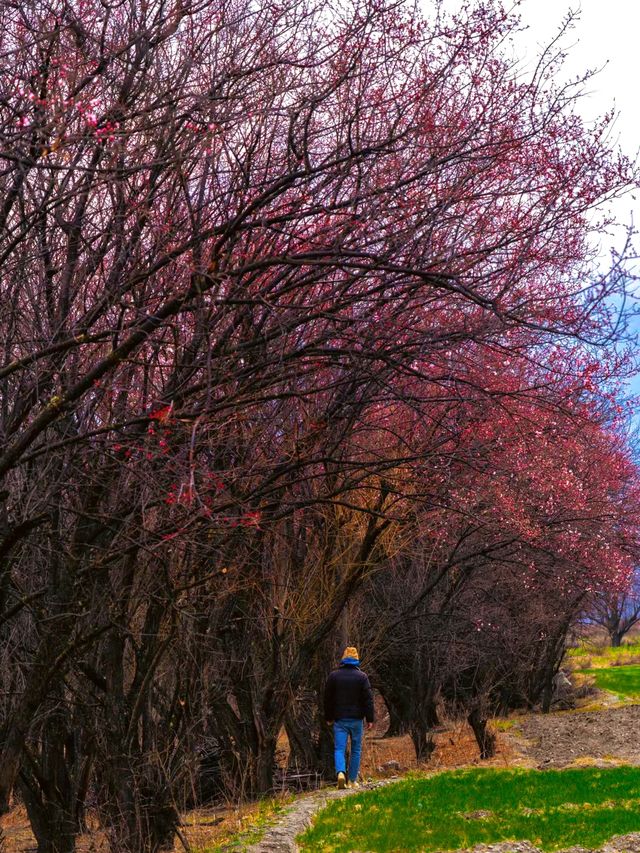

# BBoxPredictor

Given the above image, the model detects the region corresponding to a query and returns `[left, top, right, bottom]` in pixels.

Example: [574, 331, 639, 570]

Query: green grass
[567, 637, 640, 669]
[492, 718, 517, 731]
[298, 767, 640, 852]
[583, 664, 640, 698]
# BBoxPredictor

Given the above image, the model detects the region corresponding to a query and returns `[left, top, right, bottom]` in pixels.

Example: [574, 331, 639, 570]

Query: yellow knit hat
[342, 646, 359, 661]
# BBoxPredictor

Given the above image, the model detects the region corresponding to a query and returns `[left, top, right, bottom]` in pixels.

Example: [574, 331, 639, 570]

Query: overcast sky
[434, 0, 640, 409]
[511, 0, 640, 406]
[512, 0, 639, 261]
[430, 0, 640, 263]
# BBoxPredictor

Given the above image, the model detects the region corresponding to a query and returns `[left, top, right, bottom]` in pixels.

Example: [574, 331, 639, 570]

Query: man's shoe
[350, 779, 361, 788]
[337, 772, 346, 789]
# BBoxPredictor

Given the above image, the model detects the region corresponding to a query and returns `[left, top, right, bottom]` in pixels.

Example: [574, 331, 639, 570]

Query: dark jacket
[323, 664, 375, 723]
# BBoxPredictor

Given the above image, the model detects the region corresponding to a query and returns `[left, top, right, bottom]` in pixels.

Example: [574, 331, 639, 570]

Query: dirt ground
[247, 697, 640, 853]
[359, 722, 517, 775]
[513, 703, 640, 768]
[5, 692, 640, 852]
[0, 721, 514, 853]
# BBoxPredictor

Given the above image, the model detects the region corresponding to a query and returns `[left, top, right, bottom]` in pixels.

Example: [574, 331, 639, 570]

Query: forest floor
[3, 699, 638, 853]
[247, 663, 640, 853]
[201, 689, 640, 851]
[5, 643, 640, 852]
[4, 700, 639, 852]
[0, 720, 516, 853]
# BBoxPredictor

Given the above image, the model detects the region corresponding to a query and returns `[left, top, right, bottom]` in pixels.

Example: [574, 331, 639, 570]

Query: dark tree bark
[17, 704, 92, 853]
[611, 630, 625, 648]
[409, 700, 440, 763]
[284, 706, 318, 772]
[383, 701, 409, 738]
[409, 723, 437, 763]
[467, 709, 496, 760]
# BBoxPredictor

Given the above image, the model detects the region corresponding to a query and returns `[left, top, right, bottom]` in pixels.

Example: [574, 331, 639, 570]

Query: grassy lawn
[567, 637, 640, 669]
[582, 664, 640, 698]
[298, 767, 640, 852]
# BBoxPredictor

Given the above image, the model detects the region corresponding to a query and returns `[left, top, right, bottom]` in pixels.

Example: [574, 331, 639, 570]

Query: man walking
[323, 645, 375, 789]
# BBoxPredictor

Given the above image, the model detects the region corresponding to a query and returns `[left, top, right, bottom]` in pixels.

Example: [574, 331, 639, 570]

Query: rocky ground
[514, 704, 640, 768]
[460, 839, 640, 853]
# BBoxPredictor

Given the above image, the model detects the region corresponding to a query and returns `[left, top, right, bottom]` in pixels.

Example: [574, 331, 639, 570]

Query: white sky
[510, 0, 640, 405]
[511, 0, 640, 261]
[428, 0, 640, 263]
[435, 0, 640, 406]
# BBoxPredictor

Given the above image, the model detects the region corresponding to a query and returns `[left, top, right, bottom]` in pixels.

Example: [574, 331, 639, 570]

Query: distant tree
[589, 568, 640, 647]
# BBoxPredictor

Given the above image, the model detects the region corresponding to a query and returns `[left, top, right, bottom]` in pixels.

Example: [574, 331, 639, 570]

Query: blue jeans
[333, 718, 363, 782]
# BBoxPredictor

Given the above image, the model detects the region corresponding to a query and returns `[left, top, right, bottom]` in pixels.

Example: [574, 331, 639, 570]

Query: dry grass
[357, 724, 516, 777]
[3, 807, 109, 853]
[1, 798, 296, 853]
[179, 796, 295, 852]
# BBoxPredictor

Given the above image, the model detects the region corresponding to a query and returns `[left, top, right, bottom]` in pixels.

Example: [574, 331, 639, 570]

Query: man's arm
[323, 672, 335, 723]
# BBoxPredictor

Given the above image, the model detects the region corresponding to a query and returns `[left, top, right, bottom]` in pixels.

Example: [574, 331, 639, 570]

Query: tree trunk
[0, 582, 82, 816]
[467, 709, 496, 760]
[409, 695, 440, 763]
[18, 784, 77, 853]
[383, 700, 408, 738]
[610, 630, 624, 648]
[541, 676, 553, 714]
[285, 707, 318, 771]
[17, 700, 92, 853]
[100, 762, 179, 853]
[317, 722, 336, 780]
[244, 734, 278, 797]
[409, 721, 436, 762]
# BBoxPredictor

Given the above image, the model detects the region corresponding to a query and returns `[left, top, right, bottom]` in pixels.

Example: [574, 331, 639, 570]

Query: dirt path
[246, 779, 397, 852]
[512, 704, 640, 768]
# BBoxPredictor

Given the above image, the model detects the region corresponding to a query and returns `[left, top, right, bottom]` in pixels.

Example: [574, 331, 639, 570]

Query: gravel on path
[245, 778, 397, 852]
